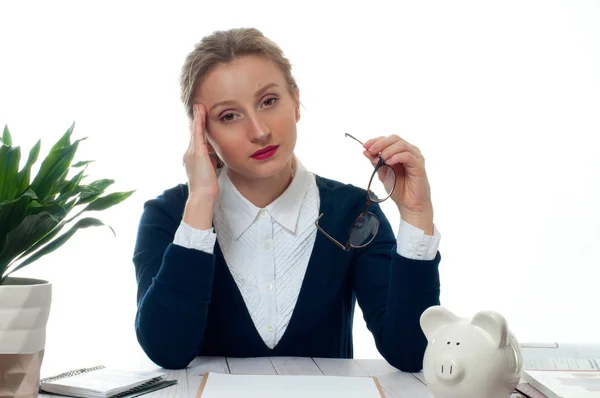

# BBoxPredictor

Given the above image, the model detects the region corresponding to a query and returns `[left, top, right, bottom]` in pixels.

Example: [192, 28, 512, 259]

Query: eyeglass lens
[349, 213, 379, 247]
[367, 164, 395, 203]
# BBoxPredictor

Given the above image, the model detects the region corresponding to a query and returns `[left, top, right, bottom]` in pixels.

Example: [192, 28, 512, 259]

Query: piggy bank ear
[470, 311, 509, 347]
[420, 306, 459, 341]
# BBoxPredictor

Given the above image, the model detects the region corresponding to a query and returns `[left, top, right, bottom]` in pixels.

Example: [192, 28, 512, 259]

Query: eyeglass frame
[314, 133, 397, 251]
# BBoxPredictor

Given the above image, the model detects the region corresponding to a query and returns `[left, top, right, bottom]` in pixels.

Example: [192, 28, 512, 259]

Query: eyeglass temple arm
[344, 133, 364, 146]
[314, 213, 349, 251]
[346, 133, 385, 161]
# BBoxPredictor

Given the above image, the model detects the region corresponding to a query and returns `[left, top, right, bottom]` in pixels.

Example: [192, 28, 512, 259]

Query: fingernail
[369, 145, 378, 153]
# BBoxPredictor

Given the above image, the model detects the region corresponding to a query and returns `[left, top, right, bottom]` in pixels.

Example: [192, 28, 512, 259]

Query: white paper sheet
[197, 372, 384, 398]
[524, 357, 600, 371]
[523, 370, 600, 398]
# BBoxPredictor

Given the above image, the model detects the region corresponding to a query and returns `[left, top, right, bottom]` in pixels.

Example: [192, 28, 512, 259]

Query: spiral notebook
[39, 365, 177, 398]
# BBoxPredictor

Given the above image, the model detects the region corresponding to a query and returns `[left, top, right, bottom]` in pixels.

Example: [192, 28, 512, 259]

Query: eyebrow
[209, 83, 280, 112]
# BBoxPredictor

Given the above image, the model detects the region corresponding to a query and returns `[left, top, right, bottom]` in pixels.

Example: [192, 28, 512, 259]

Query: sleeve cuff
[173, 220, 217, 254]
[396, 220, 441, 261]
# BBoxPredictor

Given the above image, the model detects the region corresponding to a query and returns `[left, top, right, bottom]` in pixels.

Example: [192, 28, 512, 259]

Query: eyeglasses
[314, 133, 397, 251]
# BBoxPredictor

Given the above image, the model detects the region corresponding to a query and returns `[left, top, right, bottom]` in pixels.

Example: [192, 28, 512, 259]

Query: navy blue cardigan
[132, 175, 441, 371]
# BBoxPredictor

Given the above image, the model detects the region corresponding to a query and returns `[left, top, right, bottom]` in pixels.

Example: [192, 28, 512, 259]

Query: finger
[366, 135, 403, 154]
[368, 134, 420, 155]
[363, 150, 378, 166]
[386, 151, 425, 173]
[380, 140, 422, 163]
[193, 104, 205, 142]
[186, 105, 197, 153]
[362, 136, 385, 149]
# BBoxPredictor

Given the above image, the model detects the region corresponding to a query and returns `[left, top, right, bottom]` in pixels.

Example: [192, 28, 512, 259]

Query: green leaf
[0, 145, 21, 202]
[57, 169, 86, 196]
[2, 217, 114, 281]
[77, 179, 114, 203]
[26, 202, 69, 220]
[61, 179, 114, 209]
[56, 185, 94, 205]
[49, 121, 75, 152]
[2, 125, 12, 146]
[3, 199, 75, 274]
[46, 167, 72, 199]
[89, 179, 114, 190]
[15, 139, 41, 196]
[65, 190, 134, 224]
[29, 200, 43, 208]
[0, 190, 37, 254]
[78, 188, 100, 201]
[84, 190, 135, 212]
[0, 211, 61, 279]
[54, 177, 110, 206]
[16, 190, 133, 266]
[72, 160, 94, 168]
[51, 179, 71, 198]
[29, 138, 84, 200]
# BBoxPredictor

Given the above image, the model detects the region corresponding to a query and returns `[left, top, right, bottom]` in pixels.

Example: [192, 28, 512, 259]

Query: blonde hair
[179, 27, 299, 128]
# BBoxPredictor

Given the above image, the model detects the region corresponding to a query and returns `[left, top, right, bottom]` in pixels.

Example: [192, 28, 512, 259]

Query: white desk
[177, 357, 431, 398]
[38, 343, 600, 398]
[39, 356, 433, 398]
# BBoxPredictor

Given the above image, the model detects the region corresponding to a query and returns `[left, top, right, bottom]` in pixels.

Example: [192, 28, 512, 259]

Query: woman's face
[195, 54, 300, 179]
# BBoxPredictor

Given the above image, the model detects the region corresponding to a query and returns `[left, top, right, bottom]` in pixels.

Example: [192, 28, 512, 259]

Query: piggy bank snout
[434, 358, 464, 382]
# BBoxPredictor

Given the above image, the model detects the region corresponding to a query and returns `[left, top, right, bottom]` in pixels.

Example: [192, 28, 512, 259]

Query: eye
[262, 96, 278, 107]
[447, 341, 451, 345]
[456, 342, 460, 346]
[220, 112, 237, 122]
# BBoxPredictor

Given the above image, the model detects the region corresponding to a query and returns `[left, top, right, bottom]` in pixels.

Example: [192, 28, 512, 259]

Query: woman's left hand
[362, 135, 434, 235]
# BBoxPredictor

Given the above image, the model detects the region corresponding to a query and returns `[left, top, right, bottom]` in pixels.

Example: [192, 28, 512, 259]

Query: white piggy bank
[419, 306, 522, 398]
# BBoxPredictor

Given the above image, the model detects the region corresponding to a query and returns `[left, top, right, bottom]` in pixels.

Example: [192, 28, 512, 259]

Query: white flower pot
[0, 277, 52, 398]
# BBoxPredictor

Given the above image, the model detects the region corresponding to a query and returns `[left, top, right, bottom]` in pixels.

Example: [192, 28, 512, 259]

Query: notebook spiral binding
[112, 377, 166, 398]
[40, 365, 106, 384]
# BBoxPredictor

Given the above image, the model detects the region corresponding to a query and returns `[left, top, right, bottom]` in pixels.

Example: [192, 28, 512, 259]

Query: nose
[435, 359, 463, 382]
[246, 112, 270, 142]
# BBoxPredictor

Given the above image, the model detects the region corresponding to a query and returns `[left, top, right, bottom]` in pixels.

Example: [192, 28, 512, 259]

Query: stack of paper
[524, 357, 600, 371]
[523, 370, 600, 398]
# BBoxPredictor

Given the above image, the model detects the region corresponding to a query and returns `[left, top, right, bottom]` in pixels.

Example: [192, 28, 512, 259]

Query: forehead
[195, 55, 286, 103]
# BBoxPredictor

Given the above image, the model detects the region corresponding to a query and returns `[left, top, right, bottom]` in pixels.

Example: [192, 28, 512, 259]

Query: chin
[248, 151, 293, 178]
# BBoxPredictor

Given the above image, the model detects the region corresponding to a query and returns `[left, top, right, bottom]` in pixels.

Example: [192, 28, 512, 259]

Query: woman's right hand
[182, 104, 220, 229]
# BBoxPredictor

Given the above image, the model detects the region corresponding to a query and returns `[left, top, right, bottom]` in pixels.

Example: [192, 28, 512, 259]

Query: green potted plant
[0, 122, 133, 398]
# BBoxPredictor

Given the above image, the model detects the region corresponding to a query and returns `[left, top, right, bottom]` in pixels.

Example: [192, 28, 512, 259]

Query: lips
[251, 145, 279, 159]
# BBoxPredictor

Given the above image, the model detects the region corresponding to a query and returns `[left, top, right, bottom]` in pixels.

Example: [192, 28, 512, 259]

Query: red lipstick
[250, 145, 279, 160]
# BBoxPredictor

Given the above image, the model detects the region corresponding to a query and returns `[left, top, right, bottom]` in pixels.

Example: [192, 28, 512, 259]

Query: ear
[206, 141, 216, 155]
[470, 311, 509, 347]
[294, 89, 301, 122]
[420, 306, 460, 342]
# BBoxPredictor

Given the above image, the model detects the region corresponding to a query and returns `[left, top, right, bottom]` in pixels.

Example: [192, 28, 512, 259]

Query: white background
[1, 0, 599, 375]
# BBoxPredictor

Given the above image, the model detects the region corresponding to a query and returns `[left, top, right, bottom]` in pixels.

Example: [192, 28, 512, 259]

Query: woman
[132, 27, 442, 371]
